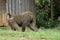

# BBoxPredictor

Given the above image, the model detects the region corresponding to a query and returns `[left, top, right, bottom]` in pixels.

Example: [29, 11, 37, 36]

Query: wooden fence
[6, 0, 35, 15]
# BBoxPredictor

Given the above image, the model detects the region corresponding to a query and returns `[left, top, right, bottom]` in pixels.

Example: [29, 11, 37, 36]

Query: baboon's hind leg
[29, 22, 38, 32]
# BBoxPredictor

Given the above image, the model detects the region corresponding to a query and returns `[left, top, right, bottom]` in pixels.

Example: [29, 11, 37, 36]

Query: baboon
[7, 11, 38, 32]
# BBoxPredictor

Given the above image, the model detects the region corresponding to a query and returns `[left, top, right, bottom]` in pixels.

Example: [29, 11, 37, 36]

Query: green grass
[0, 24, 60, 40]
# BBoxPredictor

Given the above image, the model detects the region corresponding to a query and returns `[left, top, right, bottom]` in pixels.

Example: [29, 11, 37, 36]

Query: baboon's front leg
[22, 25, 26, 32]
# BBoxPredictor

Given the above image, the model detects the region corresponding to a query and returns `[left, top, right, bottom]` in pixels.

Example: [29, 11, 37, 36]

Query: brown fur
[7, 17, 20, 31]
[7, 11, 38, 32]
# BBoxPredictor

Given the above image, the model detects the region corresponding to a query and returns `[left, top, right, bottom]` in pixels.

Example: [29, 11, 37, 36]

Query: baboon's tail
[7, 13, 12, 18]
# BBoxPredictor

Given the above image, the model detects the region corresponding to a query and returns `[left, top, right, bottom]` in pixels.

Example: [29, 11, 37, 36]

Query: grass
[0, 24, 60, 40]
